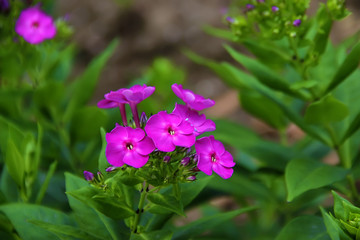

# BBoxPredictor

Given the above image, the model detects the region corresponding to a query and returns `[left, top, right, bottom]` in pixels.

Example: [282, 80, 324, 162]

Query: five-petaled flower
[145, 111, 195, 152]
[195, 136, 235, 179]
[172, 103, 215, 136]
[106, 125, 155, 168]
[171, 83, 215, 111]
[15, 6, 56, 44]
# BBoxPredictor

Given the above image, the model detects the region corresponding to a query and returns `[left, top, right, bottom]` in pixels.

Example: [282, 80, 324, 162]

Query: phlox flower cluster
[93, 83, 235, 180]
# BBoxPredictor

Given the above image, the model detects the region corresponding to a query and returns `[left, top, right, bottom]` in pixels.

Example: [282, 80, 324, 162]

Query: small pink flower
[195, 136, 235, 179]
[105, 126, 155, 168]
[145, 111, 195, 152]
[172, 103, 216, 136]
[15, 6, 56, 44]
[99, 85, 155, 128]
[171, 83, 215, 111]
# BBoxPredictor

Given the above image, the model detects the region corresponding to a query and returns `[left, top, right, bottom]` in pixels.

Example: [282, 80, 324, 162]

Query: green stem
[133, 182, 149, 233]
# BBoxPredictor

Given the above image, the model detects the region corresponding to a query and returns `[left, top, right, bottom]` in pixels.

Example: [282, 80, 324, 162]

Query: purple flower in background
[106, 126, 155, 168]
[195, 136, 235, 179]
[0, 0, 10, 13]
[171, 83, 215, 111]
[172, 103, 215, 136]
[293, 19, 301, 27]
[271, 6, 279, 12]
[145, 111, 195, 152]
[257, 0, 265, 2]
[226, 16, 235, 23]
[15, 6, 56, 44]
[83, 171, 94, 181]
[246, 4, 255, 10]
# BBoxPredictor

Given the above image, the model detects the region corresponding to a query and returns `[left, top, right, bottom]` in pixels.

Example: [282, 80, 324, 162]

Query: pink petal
[152, 133, 176, 152]
[106, 126, 128, 143]
[195, 137, 213, 154]
[123, 151, 149, 168]
[171, 83, 184, 99]
[212, 163, 234, 179]
[97, 99, 119, 109]
[197, 154, 213, 175]
[219, 151, 235, 167]
[105, 143, 125, 167]
[136, 136, 155, 155]
[211, 138, 225, 155]
[172, 133, 195, 148]
[127, 128, 145, 142]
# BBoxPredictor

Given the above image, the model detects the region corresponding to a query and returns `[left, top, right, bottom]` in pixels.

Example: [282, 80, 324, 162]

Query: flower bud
[140, 112, 148, 126]
[83, 171, 94, 181]
[181, 157, 191, 166]
[293, 19, 301, 27]
[163, 155, 171, 163]
[226, 16, 235, 23]
[106, 166, 117, 172]
[271, 6, 279, 12]
[187, 175, 196, 181]
[246, 4, 255, 10]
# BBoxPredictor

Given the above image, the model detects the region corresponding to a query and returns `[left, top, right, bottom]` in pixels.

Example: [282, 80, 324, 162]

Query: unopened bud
[97, 171, 103, 181]
[83, 171, 94, 181]
[246, 4, 255, 10]
[226, 16, 235, 23]
[293, 19, 301, 27]
[271, 6, 279, 12]
[187, 175, 196, 181]
[163, 155, 171, 163]
[181, 157, 191, 166]
[106, 166, 117, 172]
[140, 112, 148, 126]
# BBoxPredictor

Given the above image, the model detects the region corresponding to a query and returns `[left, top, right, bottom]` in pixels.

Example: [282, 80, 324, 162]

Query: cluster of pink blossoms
[97, 84, 235, 179]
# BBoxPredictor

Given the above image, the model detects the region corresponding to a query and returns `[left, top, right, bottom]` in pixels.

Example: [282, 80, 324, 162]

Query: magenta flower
[145, 111, 195, 152]
[171, 83, 215, 111]
[83, 171, 94, 181]
[15, 6, 56, 44]
[172, 103, 216, 136]
[106, 84, 155, 128]
[106, 125, 155, 168]
[246, 4, 255, 10]
[195, 136, 235, 179]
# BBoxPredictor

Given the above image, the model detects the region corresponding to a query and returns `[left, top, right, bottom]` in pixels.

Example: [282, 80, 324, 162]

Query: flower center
[126, 142, 133, 150]
[31, 21, 40, 28]
[211, 153, 217, 163]
[168, 127, 175, 135]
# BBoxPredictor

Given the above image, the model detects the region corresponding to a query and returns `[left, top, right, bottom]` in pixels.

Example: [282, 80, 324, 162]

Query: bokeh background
[56, 0, 360, 139]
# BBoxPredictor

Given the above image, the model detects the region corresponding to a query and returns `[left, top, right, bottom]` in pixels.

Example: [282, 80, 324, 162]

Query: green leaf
[304, 95, 349, 125]
[67, 186, 134, 219]
[130, 230, 173, 240]
[29, 220, 98, 240]
[309, 4, 333, 58]
[202, 25, 235, 41]
[5, 139, 24, 187]
[70, 106, 107, 141]
[65, 172, 115, 240]
[64, 39, 119, 122]
[98, 128, 109, 172]
[181, 176, 212, 207]
[172, 207, 257, 240]
[213, 119, 292, 170]
[35, 160, 58, 204]
[240, 90, 287, 129]
[321, 208, 352, 240]
[285, 158, 348, 201]
[340, 112, 360, 144]
[224, 45, 302, 98]
[276, 215, 330, 240]
[325, 41, 360, 94]
[147, 193, 185, 216]
[0, 203, 72, 240]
